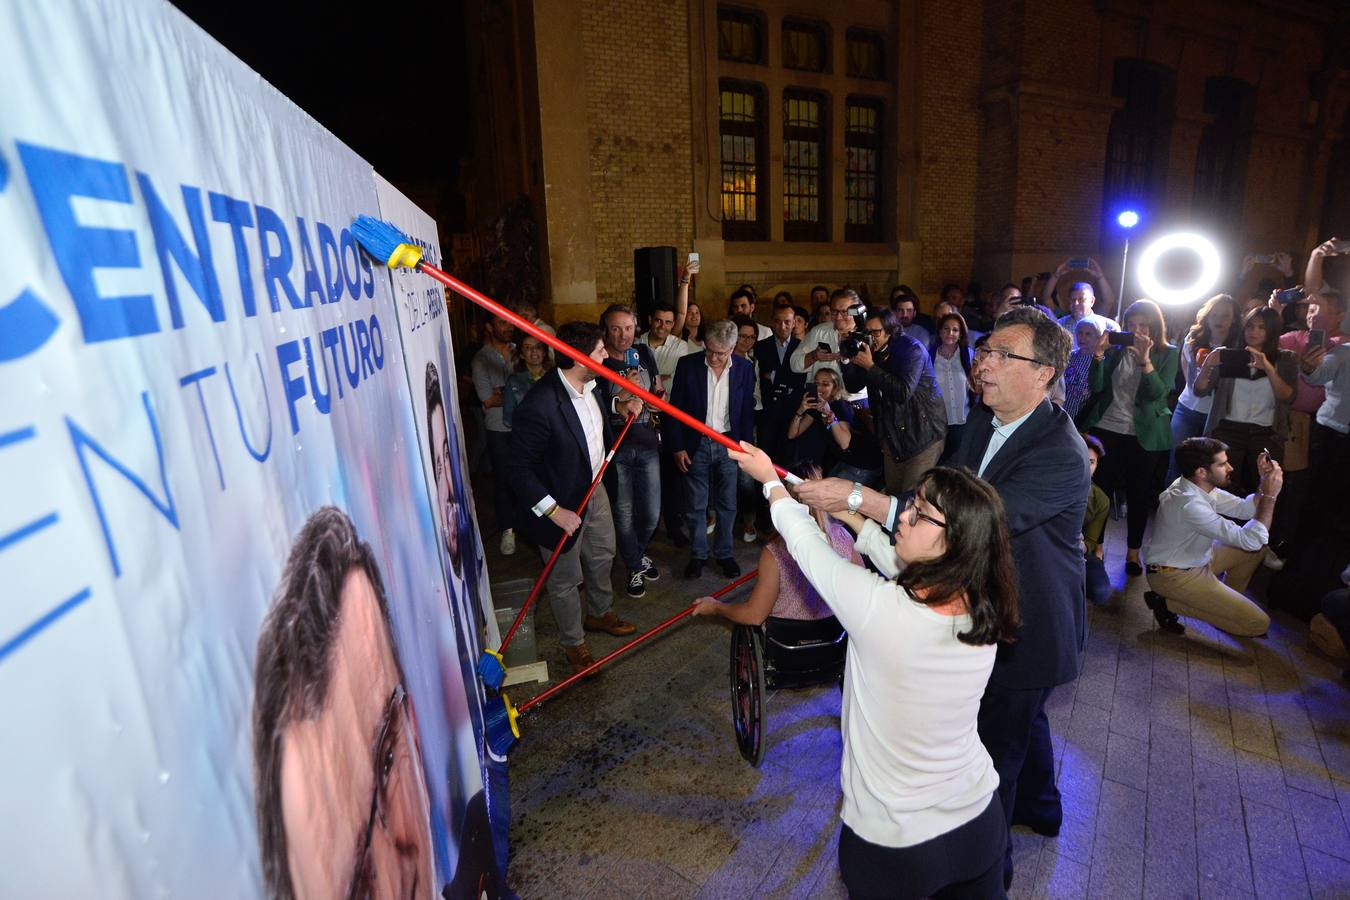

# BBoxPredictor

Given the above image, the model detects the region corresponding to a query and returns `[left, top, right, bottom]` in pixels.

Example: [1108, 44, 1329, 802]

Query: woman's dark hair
[1121, 298, 1170, 347]
[1242, 306, 1282, 361]
[1186, 293, 1241, 351]
[773, 290, 793, 307]
[930, 312, 973, 379]
[681, 301, 706, 342]
[792, 305, 810, 322]
[896, 467, 1021, 646]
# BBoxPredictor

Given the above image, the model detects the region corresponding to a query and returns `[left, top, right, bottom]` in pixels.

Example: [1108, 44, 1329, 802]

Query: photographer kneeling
[727, 441, 1020, 900]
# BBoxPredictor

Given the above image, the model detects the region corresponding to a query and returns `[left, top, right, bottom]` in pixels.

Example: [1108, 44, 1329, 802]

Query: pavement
[483, 503, 1350, 899]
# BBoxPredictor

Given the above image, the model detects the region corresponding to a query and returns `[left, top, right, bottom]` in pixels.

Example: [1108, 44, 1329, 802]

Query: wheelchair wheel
[729, 624, 767, 766]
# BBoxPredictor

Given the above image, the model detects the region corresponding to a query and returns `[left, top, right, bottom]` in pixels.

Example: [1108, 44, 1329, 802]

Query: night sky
[170, 0, 470, 183]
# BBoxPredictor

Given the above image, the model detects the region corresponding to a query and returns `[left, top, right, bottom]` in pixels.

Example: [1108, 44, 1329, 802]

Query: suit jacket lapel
[981, 399, 1052, 482]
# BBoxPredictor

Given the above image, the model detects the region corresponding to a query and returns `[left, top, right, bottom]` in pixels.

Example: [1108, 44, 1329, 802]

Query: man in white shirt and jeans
[1143, 436, 1282, 637]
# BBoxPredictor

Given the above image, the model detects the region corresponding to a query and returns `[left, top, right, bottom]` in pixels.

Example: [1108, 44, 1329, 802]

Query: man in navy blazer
[668, 319, 757, 579]
[796, 306, 1087, 890]
[753, 305, 806, 464]
[506, 321, 640, 674]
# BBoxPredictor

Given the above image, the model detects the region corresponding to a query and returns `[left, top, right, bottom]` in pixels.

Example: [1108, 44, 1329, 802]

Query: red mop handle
[497, 411, 639, 654]
[517, 568, 759, 714]
[414, 261, 797, 483]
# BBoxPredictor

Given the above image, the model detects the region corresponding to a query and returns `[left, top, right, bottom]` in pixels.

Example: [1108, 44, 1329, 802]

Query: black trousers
[838, 794, 1006, 900]
[1089, 428, 1167, 550]
[977, 682, 1060, 886]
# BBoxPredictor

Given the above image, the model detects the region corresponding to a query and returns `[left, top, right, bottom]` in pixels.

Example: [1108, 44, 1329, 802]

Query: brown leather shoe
[563, 642, 596, 676]
[583, 610, 636, 637]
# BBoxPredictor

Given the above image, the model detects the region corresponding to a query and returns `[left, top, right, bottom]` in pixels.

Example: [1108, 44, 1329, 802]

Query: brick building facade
[461, 0, 1350, 324]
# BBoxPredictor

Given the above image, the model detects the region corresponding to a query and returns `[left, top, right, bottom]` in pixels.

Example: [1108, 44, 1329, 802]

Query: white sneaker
[1261, 548, 1285, 571]
[500, 528, 516, 556]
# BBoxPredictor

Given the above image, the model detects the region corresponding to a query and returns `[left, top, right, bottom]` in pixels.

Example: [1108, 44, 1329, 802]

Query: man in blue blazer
[506, 321, 640, 674]
[668, 319, 757, 579]
[796, 306, 1088, 890]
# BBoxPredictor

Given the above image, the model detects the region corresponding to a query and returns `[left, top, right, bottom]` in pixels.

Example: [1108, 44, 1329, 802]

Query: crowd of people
[463, 239, 1349, 897]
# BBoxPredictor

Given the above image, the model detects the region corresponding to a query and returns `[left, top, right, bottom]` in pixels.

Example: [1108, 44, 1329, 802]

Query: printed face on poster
[0, 1, 499, 896]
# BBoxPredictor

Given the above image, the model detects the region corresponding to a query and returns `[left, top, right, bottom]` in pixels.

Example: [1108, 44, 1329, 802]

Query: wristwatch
[847, 482, 863, 514]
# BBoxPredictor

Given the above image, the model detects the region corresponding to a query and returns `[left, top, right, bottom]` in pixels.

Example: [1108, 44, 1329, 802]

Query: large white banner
[0, 0, 502, 896]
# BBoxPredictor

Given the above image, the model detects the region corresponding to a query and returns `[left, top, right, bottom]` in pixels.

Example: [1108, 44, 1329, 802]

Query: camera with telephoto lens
[837, 303, 871, 359]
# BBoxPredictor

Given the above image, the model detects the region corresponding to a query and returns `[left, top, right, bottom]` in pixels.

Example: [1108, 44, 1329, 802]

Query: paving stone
[1076, 671, 1117, 711]
[1104, 730, 1149, 792]
[1142, 821, 1199, 900]
[1279, 737, 1336, 799]
[1095, 779, 1146, 849]
[1109, 691, 1151, 742]
[1316, 731, 1350, 784]
[1236, 749, 1291, 810]
[1288, 786, 1350, 863]
[1086, 838, 1143, 899]
[1303, 846, 1350, 900]
[1231, 705, 1280, 760]
[1191, 714, 1237, 765]
[1150, 687, 1193, 735]
[1251, 862, 1311, 899]
[1033, 851, 1089, 899]
[1244, 798, 1305, 877]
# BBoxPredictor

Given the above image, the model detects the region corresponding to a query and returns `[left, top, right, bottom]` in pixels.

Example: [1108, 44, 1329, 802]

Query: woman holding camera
[1192, 306, 1298, 496]
[786, 369, 882, 485]
[1168, 294, 1241, 481]
[1077, 299, 1180, 576]
[728, 444, 1019, 899]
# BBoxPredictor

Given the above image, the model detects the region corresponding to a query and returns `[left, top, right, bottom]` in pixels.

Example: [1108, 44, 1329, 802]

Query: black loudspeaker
[633, 246, 677, 323]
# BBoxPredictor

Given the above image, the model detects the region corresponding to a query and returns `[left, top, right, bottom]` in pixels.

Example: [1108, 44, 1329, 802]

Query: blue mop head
[352, 214, 423, 269]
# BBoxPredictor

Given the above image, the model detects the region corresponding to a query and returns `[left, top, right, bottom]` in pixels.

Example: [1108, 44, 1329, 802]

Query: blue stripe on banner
[0, 426, 36, 449]
[0, 512, 58, 554]
[0, 588, 93, 664]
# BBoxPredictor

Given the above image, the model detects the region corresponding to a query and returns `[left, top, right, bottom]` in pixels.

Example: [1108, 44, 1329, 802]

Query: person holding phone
[1168, 294, 1242, 482]
[1077, 299, 1180, 576]
[786, 369, 880, 484]
[1141, 437, 1279, 638]
[1039, 257, 1120, 330]
[1191, 306, 1298, 497]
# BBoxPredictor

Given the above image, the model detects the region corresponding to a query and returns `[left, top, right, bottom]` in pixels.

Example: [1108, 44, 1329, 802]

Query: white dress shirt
[636, 332, 691, 389]
[977, 407, 1036, 477]
[933, 350, 971, 426]
[1143, 477, 1267, 569]
[1227, 375, 1276, 427]
[706, 359, 732, 432]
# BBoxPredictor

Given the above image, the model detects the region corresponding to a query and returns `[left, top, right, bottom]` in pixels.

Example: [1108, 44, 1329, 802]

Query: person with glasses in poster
[794, 305, 1088, 891]
[253, 507, 504, 900]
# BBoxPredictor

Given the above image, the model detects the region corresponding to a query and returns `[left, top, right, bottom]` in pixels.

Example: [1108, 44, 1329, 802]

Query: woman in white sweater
[724, 443, 1020, 899]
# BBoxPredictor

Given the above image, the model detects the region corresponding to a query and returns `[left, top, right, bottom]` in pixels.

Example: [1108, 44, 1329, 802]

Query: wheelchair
[729, 614, 848, 766]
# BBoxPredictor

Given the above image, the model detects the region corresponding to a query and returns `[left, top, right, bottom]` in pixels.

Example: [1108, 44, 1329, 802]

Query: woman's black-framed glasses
[973, 345, 1050, 367]
[903, 497, 947, 529]
[348, 683, 408, 900]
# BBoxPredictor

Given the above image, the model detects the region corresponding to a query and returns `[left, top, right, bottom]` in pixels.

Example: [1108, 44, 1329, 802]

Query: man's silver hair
[704, 319, 738, 350]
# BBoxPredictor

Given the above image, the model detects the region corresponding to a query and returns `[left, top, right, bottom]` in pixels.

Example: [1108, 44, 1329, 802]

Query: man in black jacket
[506, 321, 638, 675]
[845, 307, 947, 493]
[796, 306, 1087, 890]
[753, 305, 806, 464]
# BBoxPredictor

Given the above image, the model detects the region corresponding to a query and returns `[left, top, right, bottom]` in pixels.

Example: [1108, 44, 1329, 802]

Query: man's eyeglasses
[902, 496, 947, 529]
[973, 345, 1050, 367]
[864, 327, 887, 337]
[348, 684, 408, 900]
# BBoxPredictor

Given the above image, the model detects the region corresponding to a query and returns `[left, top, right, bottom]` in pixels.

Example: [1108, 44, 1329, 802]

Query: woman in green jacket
[1077, 299, 1180, 576]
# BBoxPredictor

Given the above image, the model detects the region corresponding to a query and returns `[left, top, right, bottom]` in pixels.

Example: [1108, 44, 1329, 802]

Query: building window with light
[718, 6, 765, 65]
[844, 97, 883, 242]
[783, 19, 828, 73]
[720, 80, 767, 241]
[845, 28, 885, 80]
[1103, 59, 1175, 230]
[783, 90, 829, 242]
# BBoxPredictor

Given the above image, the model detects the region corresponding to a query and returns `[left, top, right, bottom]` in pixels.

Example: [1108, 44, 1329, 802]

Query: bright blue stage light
[1117, 210, 1140, 229]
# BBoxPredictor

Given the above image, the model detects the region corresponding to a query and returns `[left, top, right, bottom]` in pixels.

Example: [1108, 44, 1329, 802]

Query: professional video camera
[837, 302, 871, 359]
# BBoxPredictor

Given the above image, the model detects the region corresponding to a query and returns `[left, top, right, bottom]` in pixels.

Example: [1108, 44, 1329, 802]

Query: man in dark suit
[754, 305, 806, 464]
[506, 321, 639, 675]
[795, 306, 1087, 890]
[668, 319, 757, 579]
